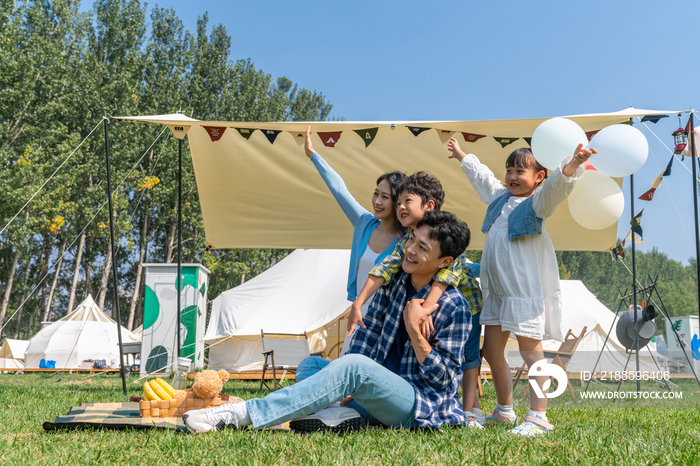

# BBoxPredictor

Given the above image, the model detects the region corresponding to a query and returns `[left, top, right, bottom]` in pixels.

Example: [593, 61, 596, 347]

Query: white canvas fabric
[116, 108, 677, 251]
[0, 339, 29, 369]
[204, 249, 352, 371]
[261, 337, 311, 367]
[24, 295, 138, 369]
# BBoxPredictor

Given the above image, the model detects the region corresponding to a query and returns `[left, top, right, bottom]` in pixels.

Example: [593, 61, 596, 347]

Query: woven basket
[139, 395, 225, 418]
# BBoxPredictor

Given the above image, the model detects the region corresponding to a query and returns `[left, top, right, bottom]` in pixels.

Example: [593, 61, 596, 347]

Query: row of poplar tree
[0, 0, 332, 340]
[1, 1, 696, 344]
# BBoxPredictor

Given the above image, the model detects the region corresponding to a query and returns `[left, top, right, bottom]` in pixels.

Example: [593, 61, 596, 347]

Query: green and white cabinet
[141, 263, 210, 376]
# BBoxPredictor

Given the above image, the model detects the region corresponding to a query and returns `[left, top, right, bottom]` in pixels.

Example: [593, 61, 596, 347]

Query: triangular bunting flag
[630, 225, 643, 239]
[626, 229, 644, 244]
[585, 130, 600, 141]
[407, 126, 431, 137]
[630, 209, 643, 227]
[493, 137, 519, 148]
[353, 128, 379, 148]
[261, 129, 281, 144]
[462, 132, 486, 143]
[583, 160, 597, 171]
[629, 209, 644, 240]
[318, 131, 342, 148]
[640, 115, 668, 124]
[651, 167, 665, 189]
[290, 131, 306, 146]
[523, 137, 532, 147]
[639, 188, 656, 201]
[435, 129, 455, 144]
[235, 128, 255, 140]
[662, 155, 674, 176]
[203, 126, 227, 142]
[610, 239, 626, 261]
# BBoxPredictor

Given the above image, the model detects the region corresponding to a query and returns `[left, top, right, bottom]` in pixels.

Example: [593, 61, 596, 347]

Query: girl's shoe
[465, 415, 485, 429]
[483, 409, 517, 427]
[509, 414, 553, 436]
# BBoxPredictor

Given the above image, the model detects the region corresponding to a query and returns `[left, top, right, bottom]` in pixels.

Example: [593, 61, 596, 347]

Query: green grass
[0, 373, 698, 465]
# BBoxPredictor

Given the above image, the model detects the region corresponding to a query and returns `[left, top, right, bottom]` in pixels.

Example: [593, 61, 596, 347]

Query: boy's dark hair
[376, 171, 408, 234]
[506, 147, 548, 184]
[398, 171, 445, 210]
[415, 210, 470, 258]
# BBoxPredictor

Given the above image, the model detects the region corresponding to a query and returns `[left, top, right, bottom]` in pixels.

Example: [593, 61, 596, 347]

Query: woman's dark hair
[506, 148, 548, 184]
[376, 171, 408, 234]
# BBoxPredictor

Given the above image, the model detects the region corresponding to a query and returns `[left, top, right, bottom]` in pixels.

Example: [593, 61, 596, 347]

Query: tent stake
[103, 117, 127, 395]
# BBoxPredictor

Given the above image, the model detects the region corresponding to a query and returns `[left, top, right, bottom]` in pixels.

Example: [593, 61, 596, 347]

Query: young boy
[350, 171, 486, 427]
[183, 211, 472, 432]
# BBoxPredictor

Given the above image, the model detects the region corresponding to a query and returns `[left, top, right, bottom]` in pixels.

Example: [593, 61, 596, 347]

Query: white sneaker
[508, 415, 553, 436]
[182, 403, 250, 433]
[465, 415, 485, 429]
[465, 410, 487, 426]
[289, 406, 366, 434]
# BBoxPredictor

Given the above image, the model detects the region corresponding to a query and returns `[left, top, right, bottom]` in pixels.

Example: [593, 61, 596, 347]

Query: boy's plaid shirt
[348, 271, 470, 428]
[368, 231, 483, 315]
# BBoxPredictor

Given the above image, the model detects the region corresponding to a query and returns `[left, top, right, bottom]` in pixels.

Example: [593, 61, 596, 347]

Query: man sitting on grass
[184, 210, 472, 432]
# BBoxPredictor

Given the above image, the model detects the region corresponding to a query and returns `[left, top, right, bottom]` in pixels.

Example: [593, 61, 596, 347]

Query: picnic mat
[43, 402, 188, 432]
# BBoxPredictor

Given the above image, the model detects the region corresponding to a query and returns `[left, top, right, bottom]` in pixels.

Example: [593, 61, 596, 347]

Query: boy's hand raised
[447, 137, 467, 162]
[304, 126, 316, 158]
[347, 303, 365, 336]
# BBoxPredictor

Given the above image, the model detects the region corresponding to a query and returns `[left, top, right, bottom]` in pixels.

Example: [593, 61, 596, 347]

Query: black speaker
[615, 306, 657, 351]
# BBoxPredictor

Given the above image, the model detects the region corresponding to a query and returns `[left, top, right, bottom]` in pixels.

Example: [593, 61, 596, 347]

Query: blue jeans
[246, 354, 417, 429]
[463, 311, 482, 371]
[295, 355, 382, 424]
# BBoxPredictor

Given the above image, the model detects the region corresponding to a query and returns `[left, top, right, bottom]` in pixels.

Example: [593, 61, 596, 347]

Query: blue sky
[82, 0, 700, 265]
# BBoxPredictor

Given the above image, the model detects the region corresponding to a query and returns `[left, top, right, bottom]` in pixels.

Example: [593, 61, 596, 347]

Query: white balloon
[588, 124, 648, 177]
[568, 170, 625, 230]
[531, 118, 588, 170]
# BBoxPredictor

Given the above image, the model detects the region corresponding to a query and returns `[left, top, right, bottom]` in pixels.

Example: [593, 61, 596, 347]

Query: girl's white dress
[460, 154, 584, 341]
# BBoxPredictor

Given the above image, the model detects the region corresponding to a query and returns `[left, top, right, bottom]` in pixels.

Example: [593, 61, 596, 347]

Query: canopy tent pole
[177, 137, 183, 358]
[630, 173, 641, 393]
[690, 111, 700, 323]
[103, 117, 127, 395]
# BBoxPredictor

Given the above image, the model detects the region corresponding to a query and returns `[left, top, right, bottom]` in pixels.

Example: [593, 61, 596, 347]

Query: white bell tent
[24, 295, 138, 369]
[204, 249, 353, 371]
[0, 339, 29, 369]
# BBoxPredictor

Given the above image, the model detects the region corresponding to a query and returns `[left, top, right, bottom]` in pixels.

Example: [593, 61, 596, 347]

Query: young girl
[447, 137, 594, 436]
[302, 126, 406, 362]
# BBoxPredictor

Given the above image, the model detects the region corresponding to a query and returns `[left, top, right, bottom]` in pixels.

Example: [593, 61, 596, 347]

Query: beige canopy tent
[117, 108, 676, 251]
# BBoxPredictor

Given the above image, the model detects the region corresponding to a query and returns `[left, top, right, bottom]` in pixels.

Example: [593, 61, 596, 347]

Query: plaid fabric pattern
[369, 231, 483, 315]
[348, 272, 470, 428]
[43, 402, 188, 432]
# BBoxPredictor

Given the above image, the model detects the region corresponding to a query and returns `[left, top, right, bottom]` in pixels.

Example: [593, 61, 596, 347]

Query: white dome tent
[24, 294, 138, 370]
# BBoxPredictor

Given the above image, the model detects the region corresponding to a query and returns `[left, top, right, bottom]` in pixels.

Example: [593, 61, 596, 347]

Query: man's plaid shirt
[368, 231, 483, 315]
[348, 271, 470, 428]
